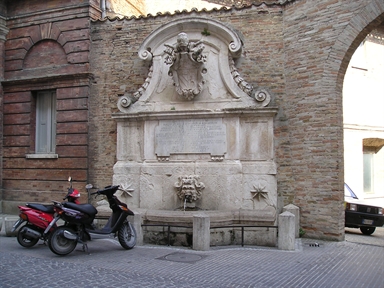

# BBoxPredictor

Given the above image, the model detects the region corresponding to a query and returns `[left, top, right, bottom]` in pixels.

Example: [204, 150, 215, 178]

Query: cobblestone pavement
[0, 225, 383, 288]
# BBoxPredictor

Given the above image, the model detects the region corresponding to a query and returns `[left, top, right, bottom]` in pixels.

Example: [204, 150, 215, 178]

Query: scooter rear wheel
[48, 226, 78, 256]
[17, 224, 40, 248]
[118, 221, 136, 249]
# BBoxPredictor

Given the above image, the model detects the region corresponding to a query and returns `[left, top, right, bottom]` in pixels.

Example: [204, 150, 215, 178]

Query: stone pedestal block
[129, 212, 143, 246]
[193, 214, 210, 251]
[278, 211, 295, 251]
[283, 204, 300, 238]
[4, 216, 19, 237]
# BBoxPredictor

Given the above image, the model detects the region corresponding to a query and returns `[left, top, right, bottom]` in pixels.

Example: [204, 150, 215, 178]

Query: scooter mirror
[85, 184, 93, 189]
[68, 176, 72, 182]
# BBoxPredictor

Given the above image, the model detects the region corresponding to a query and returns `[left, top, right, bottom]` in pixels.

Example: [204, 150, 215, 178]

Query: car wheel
[360, 226, 375, 235]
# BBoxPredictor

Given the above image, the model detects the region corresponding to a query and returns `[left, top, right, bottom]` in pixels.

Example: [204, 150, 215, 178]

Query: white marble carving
[112, 17, 278, 246]
[116, 16, 273, 113]
[155, 118, 226, 157]
[251, 183, 272, 205]
[175, 175, 205, 207]
[117, 65, 154, 110]
[253, 88, 272, 107]
[164, 32, 207, 100]
[229, 55, 253, 96]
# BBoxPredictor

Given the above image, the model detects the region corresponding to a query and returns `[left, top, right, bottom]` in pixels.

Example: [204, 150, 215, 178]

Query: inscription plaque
[155, 119, 227, 156]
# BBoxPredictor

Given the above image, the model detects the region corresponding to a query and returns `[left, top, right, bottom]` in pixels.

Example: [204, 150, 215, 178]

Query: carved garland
[229, 55, 254, 96]
[118, 64, 154, 110]
[229, 55, 272, 107]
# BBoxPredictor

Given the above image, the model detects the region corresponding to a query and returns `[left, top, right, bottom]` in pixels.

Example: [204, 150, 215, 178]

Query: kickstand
[82, 243, 89, 254]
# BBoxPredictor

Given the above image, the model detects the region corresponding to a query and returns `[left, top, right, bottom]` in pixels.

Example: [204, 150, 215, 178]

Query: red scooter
[11, 177, 81, 248]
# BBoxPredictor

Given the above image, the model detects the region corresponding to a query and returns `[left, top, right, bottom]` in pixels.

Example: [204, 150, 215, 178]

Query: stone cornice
[6, 4, 91, 28]
[1, 72, 92, 87]
[0, 15, 9, 42]
[112, 107, 278, 121]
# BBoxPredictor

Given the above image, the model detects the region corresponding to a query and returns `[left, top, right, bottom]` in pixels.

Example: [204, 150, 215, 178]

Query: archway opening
[343, 22, 384, 206]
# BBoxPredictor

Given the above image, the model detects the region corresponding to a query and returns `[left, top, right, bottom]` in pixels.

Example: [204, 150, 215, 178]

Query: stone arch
[23, 39, 68, 69]
[322, 1, 384, 224]
[321, 1, 384, 178]
[318, 4, 384, 158]
[279, 1, 384, 241]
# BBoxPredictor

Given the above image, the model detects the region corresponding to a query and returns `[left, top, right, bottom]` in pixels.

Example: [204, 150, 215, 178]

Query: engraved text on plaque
[155, 119, 227, 156]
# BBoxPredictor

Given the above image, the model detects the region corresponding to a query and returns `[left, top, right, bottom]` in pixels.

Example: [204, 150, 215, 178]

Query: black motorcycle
[46, 184, 136, 256]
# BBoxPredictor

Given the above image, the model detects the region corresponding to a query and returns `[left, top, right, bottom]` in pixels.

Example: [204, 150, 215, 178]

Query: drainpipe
[101, 0, 106, 19]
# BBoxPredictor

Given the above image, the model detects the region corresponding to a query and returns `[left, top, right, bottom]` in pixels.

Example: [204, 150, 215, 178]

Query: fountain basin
[136, 207, 277, 247]
[142, 208, 276, 225]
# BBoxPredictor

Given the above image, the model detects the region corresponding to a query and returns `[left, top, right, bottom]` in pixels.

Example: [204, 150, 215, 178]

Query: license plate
[362, 219, 373, 225]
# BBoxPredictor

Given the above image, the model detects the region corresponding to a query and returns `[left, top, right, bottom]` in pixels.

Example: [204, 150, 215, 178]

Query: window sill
[26, 154, 59, 159]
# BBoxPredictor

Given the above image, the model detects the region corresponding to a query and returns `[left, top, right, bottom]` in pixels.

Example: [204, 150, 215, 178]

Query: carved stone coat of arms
[164, 32, 207, 100]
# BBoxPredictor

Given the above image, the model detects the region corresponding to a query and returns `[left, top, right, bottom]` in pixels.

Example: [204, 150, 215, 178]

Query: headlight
[379, 208, 383, 215]
[346, 203, 357, 211]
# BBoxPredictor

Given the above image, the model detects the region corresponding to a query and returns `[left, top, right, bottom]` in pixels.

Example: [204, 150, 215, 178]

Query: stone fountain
[110, 17, 278, 247]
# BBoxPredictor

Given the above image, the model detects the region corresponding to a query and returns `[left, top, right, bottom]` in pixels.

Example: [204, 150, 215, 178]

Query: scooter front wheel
[48, 226, 78, 256]
[17, 224, 40, 248]
[118, 221, 136, 249]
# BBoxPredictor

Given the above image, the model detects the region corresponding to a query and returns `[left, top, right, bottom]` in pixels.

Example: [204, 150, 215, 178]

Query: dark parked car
[345, 183, 384, 235]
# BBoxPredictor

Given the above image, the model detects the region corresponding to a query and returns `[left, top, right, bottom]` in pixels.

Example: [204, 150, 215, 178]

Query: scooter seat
[63, 202, 98, 216]
[26, 203, 55, 214]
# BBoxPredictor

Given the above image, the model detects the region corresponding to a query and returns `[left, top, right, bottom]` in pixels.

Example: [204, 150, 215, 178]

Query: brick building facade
[1, 0, 383, 241]
[0, 0, 101, 205]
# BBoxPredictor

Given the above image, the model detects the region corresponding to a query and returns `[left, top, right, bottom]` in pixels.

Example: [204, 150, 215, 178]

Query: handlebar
[90, 185, 120, 196]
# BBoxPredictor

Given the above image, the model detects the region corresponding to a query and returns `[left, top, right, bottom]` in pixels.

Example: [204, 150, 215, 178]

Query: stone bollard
[283, 204, 300, 238]
[129, 212, 143, 246]
[193, 213, 210, 251]
[4, 216, 19, 237]
[278, 211, 295, 251]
